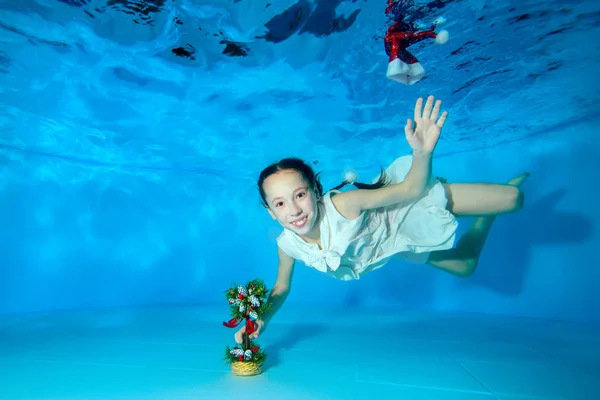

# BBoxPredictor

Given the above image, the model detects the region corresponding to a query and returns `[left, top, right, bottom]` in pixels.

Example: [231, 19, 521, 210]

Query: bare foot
[508, 172, 530, 187]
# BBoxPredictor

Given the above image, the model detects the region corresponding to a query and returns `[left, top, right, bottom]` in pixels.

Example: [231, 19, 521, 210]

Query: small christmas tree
[222, 279, 271, 376]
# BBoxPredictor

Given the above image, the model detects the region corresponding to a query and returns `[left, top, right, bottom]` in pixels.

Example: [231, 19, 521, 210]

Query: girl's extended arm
[333, 150, 432, 219]
[263, 246, 295, 324]
[332, 95, 446, 220]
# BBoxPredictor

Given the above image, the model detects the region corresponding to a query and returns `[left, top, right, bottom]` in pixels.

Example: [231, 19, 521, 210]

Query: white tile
[357, 353, 490, 393]
[261, 347, 357, 379]
[0, 357, 359, 400]
[458, 358, 600, 399]
[1, 307, 599, 400]
[440, 341, 550, 363]
[534, 343, 600, 377]
[14, 338, 229, 371]
[0, 357, 224, 400]
[354, 382, 495, 399]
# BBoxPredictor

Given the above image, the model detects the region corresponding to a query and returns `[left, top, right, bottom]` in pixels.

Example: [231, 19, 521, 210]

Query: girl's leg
[443, 177, 528, 217]
[426, 173, 529, 277]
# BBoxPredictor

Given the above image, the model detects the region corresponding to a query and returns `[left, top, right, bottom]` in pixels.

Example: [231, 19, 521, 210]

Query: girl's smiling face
[262, 169, 320, 238]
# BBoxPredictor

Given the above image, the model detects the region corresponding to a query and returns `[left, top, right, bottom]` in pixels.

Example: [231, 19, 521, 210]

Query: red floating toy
[384, 0, 449, 85]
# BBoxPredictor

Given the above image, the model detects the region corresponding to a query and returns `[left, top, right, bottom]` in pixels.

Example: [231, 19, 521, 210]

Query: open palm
[405, 96, 448, 154]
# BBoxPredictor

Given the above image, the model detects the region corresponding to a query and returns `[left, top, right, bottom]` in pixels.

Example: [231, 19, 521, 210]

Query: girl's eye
[275, 202, 283, 208]
[297, 192, 306, 198]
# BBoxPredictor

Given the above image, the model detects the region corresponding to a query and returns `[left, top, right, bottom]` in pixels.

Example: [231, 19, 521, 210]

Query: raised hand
[404, 95, 448, 154]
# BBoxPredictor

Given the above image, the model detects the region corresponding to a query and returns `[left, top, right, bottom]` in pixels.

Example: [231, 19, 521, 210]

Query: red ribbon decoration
[246, 319, 255, 334]
[223, 316, 256, 335]
[222, 317, 242, 328]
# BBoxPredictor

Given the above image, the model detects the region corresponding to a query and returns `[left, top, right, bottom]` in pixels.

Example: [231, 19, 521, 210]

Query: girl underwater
[234, 95, 528, 344]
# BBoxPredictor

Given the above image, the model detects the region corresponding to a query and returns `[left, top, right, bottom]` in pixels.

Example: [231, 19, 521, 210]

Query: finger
[437, 111, 448, 127]
[413, 98, 423, 121]
[422, 95, 434, 119]
[235, 327, 245, 344]
[404, 119, 413, 136]
[430, 99, 442, 121]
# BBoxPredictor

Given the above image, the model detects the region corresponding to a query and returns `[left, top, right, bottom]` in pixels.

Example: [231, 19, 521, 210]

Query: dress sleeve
[321, 191, 367, 240]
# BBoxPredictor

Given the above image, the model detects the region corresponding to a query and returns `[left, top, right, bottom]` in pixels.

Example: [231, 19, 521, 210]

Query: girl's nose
[291, 203, 302, 216]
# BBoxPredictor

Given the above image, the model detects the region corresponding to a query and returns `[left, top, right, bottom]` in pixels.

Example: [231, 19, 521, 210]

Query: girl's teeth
[293, 217, 306, 226]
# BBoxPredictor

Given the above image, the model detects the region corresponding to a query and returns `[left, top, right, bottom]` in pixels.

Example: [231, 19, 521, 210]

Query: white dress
[276, 155, 458, 281]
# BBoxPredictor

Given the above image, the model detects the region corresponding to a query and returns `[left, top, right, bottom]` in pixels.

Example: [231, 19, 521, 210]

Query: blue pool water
[0, 0, 599, 399]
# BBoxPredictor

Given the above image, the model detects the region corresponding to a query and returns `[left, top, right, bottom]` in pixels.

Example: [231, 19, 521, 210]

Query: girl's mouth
[291, 216, 308, 228]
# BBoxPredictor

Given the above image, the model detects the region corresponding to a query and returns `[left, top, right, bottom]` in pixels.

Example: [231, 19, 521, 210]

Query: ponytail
[329, 166, 390, 192]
